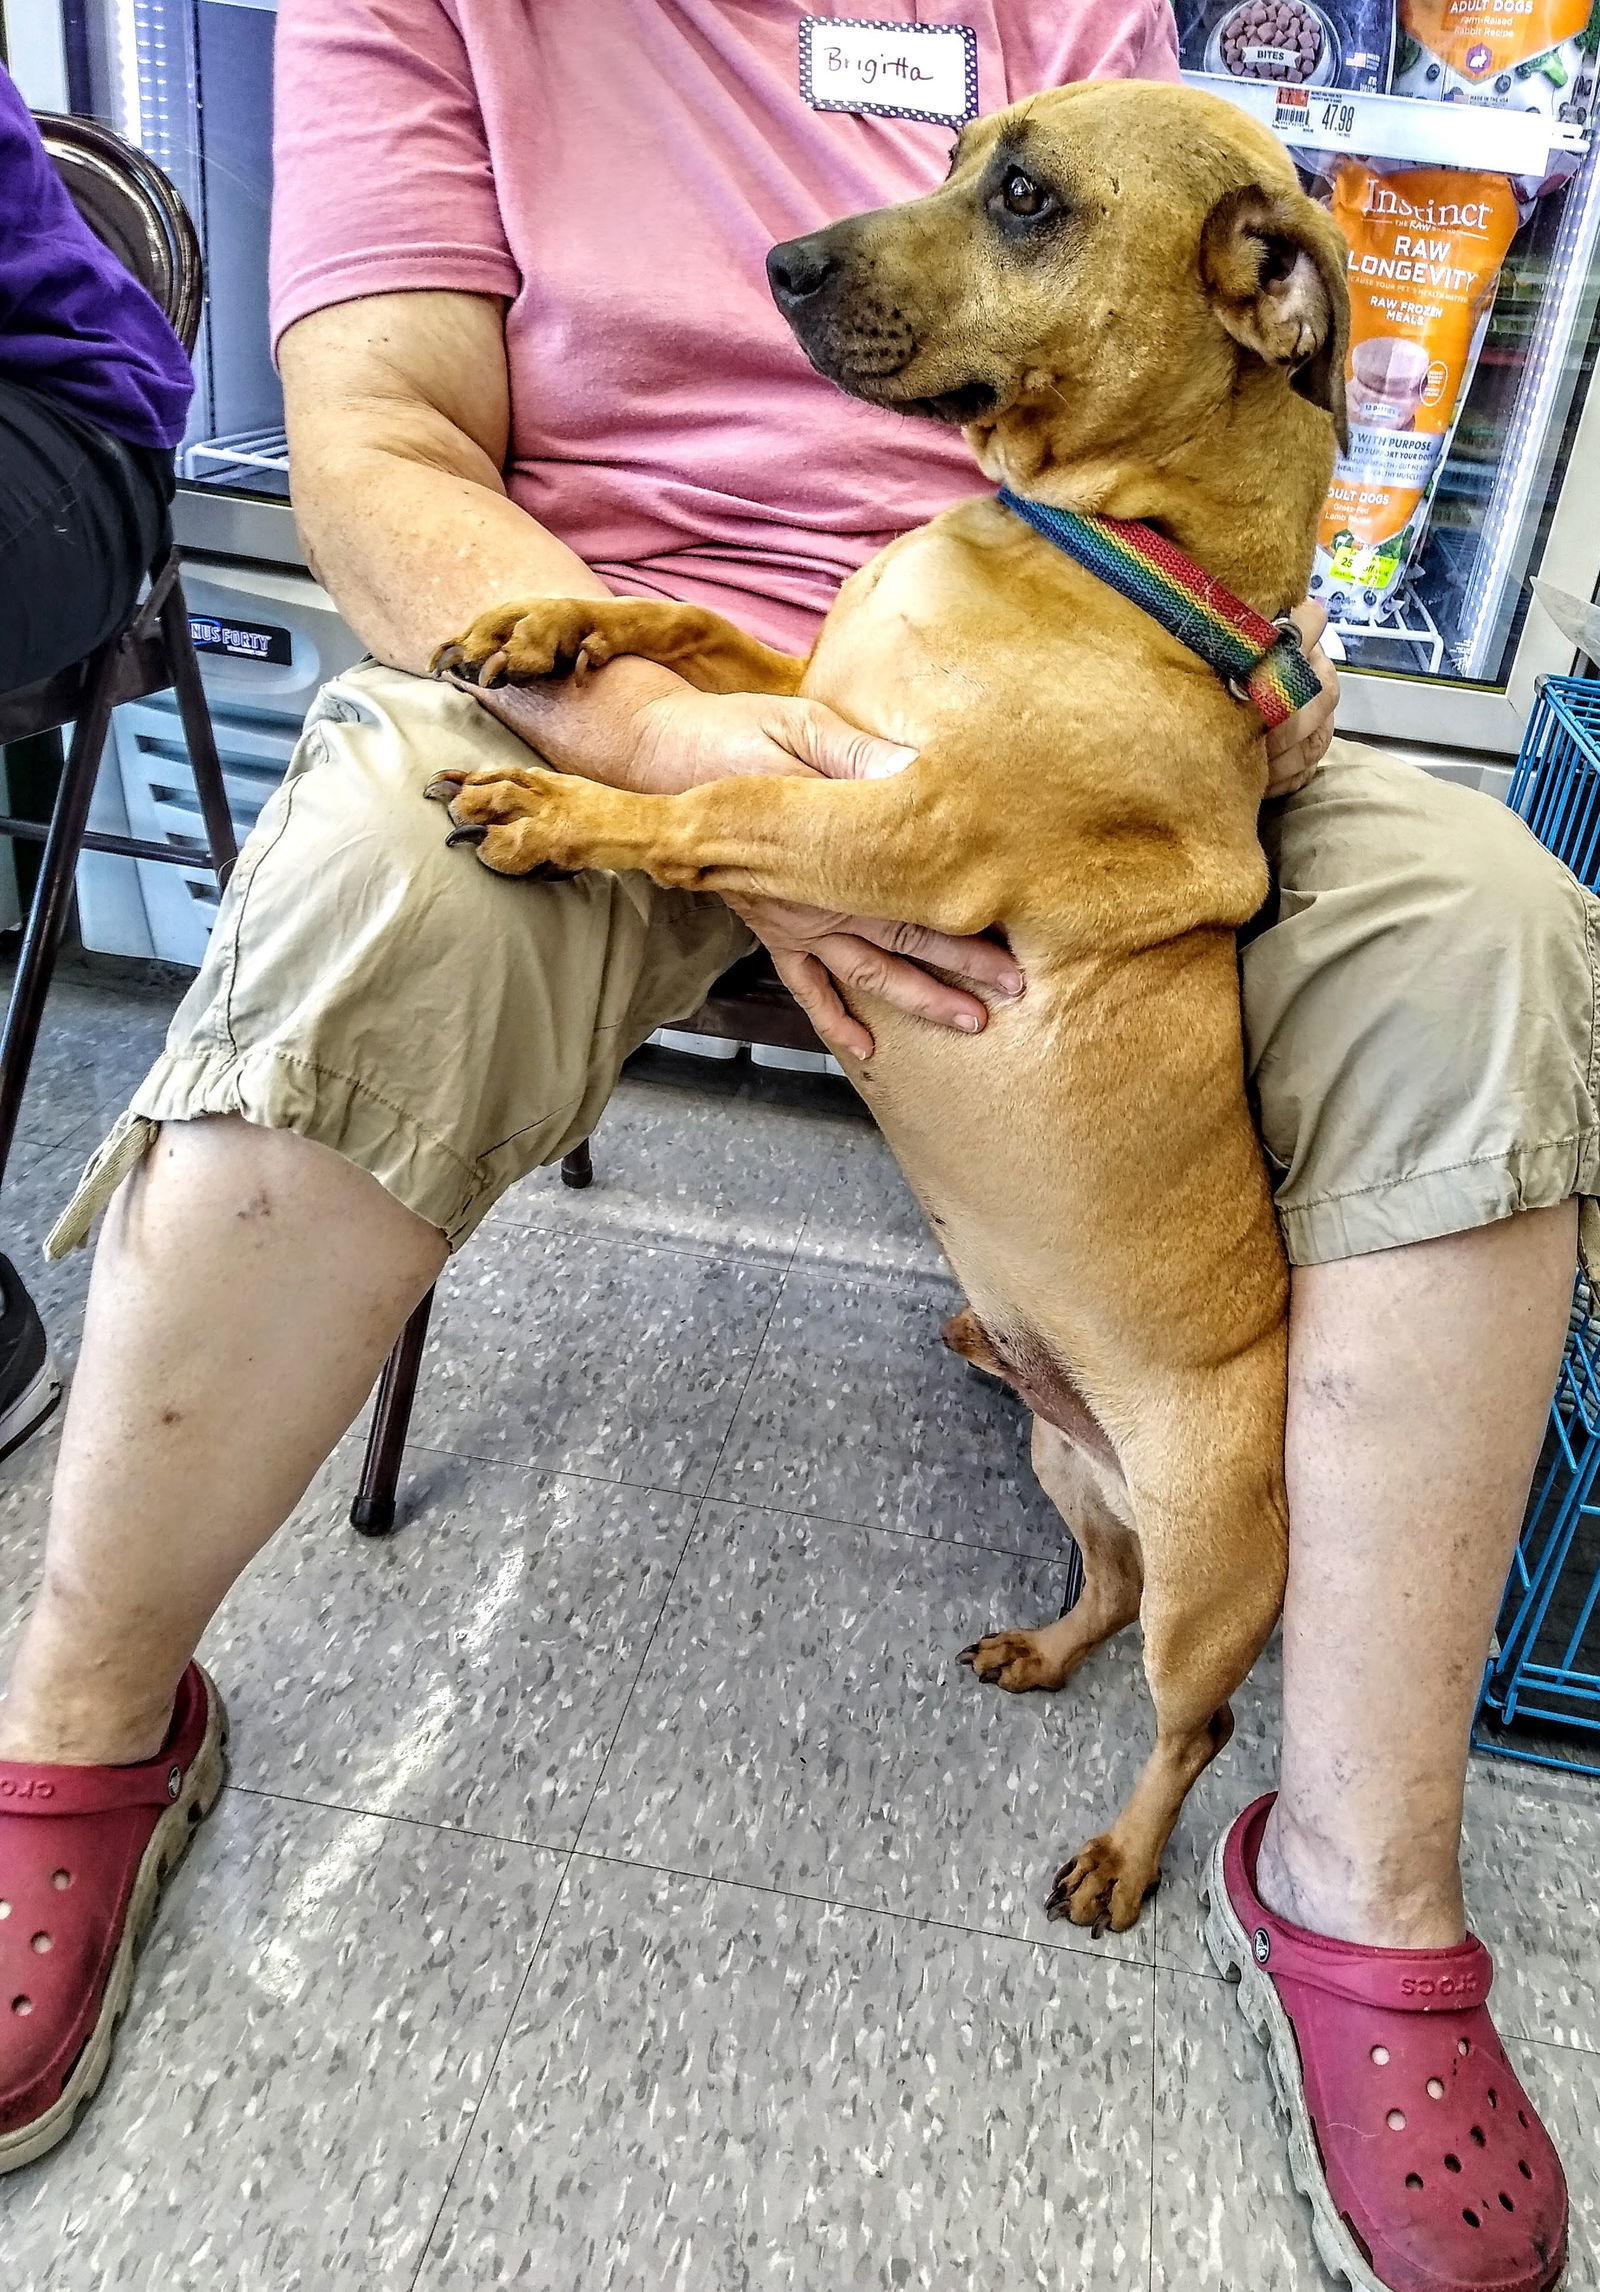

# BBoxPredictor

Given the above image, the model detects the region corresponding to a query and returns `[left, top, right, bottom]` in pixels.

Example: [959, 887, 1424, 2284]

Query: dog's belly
[796, 501, 1286, 1441]
[834, 937, 1287, 1427]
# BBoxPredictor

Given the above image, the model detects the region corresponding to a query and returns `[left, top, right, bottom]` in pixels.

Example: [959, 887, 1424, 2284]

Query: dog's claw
[956, 1643, 980, 1664]
[430, 642, 465, 677]
[446, 825, 489, 849]
[424, 775, 461, 804]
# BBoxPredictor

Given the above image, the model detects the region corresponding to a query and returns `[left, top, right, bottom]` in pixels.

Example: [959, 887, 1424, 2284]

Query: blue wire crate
[1475, 676, 1600, 1775]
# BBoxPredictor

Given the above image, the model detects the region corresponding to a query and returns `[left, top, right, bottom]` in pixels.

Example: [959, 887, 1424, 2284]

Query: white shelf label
[1181, 71, 1588, 174]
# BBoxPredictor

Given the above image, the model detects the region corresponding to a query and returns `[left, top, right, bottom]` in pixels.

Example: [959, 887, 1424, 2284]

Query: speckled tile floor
[1, 964, 1597, 2291]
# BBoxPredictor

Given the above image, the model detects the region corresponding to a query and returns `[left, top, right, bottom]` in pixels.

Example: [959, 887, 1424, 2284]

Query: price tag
[1272, 89, 1358, 142]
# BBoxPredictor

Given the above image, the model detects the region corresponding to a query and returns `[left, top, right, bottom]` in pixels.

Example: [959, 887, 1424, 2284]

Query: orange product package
[1394, 0, 1596, 110]
[1311, 162, 1521, 626]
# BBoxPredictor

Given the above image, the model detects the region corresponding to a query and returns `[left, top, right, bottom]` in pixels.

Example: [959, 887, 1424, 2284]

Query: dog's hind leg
[1045, 1345, 1289, 1933]
[959, 1420, 1143, 1691]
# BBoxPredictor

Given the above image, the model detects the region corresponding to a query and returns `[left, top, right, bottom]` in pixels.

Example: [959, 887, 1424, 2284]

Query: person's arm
[281, 290, 692, 785]
[280, 288, 1021, 1050]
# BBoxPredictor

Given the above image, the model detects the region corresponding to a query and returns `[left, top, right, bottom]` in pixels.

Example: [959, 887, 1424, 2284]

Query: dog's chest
[802, 525, 1023, 752]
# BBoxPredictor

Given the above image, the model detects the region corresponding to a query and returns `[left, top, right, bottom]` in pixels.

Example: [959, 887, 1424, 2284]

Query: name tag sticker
[799, 18, 979, 128]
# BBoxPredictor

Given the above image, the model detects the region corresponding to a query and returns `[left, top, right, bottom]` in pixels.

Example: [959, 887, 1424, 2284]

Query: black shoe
[0, 1254, 61, 1462]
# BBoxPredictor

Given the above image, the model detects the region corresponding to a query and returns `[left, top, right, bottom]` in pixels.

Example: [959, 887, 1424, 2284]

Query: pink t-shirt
[272, 0, 1179, 653]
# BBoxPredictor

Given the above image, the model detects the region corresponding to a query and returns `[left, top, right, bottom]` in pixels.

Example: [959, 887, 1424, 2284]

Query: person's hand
[1265, 600, 1338, 798]
[628, 685, 1023, 1059]
[473, 671, 1022, 1056]
[725, 894, 1023, 1062]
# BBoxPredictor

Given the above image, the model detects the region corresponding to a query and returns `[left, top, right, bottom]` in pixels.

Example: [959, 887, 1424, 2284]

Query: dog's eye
[999, 169, 1052, 218]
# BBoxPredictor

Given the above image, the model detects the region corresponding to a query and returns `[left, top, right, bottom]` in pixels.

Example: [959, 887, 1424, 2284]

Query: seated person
[0, 63, 192, 1459]
[0, 11, 1588, 2287]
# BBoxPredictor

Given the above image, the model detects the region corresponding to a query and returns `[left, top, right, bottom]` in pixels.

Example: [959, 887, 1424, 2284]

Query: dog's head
[767, 81, 1349, 496]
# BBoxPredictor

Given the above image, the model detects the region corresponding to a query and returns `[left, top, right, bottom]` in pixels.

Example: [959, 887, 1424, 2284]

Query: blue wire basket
[1475, 675, 1600, 1775]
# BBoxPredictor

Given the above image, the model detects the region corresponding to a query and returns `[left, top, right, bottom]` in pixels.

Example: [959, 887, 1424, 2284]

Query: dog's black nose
[767, 235, 839, 311]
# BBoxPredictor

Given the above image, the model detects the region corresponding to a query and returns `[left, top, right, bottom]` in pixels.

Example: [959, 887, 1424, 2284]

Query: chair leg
[0, 645, 122, 1187]
[156, 570, 237, 882]
[351, 1285, 436, 1536]
[560, 1139, 593, 1189]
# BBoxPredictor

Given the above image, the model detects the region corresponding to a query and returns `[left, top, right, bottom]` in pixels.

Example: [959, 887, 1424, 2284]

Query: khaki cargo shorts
[49, 658, 1600, 1269]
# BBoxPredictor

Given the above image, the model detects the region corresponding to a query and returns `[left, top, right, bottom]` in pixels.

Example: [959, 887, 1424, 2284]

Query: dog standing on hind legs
[428, 77, 1345, 1934]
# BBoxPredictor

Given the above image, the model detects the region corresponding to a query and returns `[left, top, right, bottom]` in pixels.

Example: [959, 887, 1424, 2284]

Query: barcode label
[1273, 91, 1360, 140]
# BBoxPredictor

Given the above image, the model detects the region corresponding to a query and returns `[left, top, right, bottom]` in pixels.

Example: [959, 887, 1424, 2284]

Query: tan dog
[429, 79, 1349, 1933]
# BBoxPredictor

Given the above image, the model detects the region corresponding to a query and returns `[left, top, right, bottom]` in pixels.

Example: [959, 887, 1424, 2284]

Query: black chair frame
[0, 549, 238, 1180]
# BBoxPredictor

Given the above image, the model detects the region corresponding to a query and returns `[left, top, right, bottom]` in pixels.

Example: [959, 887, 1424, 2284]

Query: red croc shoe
[0, 1663, 226, 2172]
[1204, 1795, 1567, 2292]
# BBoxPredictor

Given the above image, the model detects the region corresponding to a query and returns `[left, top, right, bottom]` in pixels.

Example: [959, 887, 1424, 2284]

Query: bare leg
[0, 1117, 445, 1766]
[1256, 1203, 1577, 1948]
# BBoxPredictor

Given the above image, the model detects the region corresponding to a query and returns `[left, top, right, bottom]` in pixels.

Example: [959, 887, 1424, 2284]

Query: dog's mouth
[893, 379, 1002, 425]
[826, 364, 1002, 426]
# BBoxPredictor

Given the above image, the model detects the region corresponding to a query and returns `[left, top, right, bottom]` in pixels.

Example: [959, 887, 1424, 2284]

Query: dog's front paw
[1045, 1834, 1155, 1935]
[425, 767, 580, 878]
[957, 1628, 1071, 1692]
[431, 599, 615, 688]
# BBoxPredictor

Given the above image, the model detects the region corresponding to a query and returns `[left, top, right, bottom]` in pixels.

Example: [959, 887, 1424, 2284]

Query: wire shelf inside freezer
[180, 427, 290, 483]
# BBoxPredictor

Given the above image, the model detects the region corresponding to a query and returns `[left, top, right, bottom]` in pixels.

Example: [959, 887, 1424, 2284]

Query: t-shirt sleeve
[269, 0, 519, 355]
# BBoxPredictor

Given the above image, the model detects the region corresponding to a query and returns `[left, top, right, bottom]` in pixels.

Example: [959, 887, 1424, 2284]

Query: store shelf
[180, 426, 290, 482]
[1181, 70, 1589, 173]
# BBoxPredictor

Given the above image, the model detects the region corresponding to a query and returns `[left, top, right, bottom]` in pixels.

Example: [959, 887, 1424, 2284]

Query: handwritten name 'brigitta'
[823, 46, 936, 84]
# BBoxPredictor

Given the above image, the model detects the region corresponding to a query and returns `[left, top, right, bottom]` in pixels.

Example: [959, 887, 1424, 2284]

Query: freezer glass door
[1182, 74, 1600, 733]
[65, 0, 285, 501]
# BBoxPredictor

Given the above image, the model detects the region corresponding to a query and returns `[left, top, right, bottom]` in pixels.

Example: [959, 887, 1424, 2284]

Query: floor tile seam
[563, 1841, 1154, 1973]
[1508, 2025, 1600, 2062]
[393, 1435, 1069, 1570]
[227, 1779, 575, 1859]
[487, 1207, 805, 1272]
[10, 1120, 94, 1161]
[488, 1203, 957, 1294]
[399, 1439, 692, 1504]
[405, 1842, 580, 2292]
[681, 1246, 791, 1508]
[542, 1489, 717, 1857]
[695, 1481, 1080, 1569]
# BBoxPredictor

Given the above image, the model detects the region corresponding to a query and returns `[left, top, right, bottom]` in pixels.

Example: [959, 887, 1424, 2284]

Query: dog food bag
[1311, 161, 1521, 625]
[1175, 0, 1396, 91]
[1393, 0, 1598, 118]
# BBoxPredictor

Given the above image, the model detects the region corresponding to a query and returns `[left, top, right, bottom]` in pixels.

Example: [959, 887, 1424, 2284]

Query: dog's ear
[1201, 184, 1350, 451]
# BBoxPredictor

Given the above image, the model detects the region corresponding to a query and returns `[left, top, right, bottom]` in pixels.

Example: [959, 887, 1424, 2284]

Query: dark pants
[0, 377, 175, 698]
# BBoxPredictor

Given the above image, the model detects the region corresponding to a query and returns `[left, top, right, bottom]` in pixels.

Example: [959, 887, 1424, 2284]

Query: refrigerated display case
[8, 0, 1600, 769]
[1179, 74, 1600, 754]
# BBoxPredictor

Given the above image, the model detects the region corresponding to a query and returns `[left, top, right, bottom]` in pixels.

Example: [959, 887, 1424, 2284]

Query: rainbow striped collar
[995, 487, 1319, 731]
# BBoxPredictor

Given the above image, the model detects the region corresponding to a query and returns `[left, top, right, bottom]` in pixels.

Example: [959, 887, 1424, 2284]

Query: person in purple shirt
[0, 63, 192, 689]
[0, 62, 194, 1460]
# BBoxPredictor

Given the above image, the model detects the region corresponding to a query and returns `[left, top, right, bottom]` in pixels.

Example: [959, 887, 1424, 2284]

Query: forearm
[290, 434, 683, 783]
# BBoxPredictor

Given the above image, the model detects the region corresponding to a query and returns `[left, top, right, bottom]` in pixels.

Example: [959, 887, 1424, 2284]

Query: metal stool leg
[351, 1285, 436, 1535]
[156, 567, 237, 881]
[560, 1139, 593, 1189]
[0, 646, 121, 1185]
